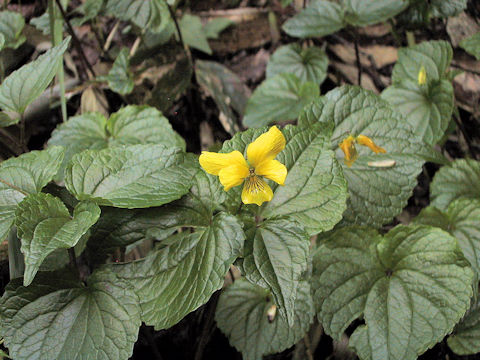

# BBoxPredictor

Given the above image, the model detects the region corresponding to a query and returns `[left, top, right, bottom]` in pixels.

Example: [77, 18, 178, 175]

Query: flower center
[249, 167, 256, 176]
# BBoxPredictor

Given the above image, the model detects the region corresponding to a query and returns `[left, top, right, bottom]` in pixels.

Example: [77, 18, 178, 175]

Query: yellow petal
[339, 135, 358, 167]
[199, 150, 248, 175]
[255, 160, 287, 185]
[241, 176, 273, 206]
[356, 135, 386, 154]
[418, 65, 427, 85]
[218, 164, 249, 191]
[247, 126, 286, 168]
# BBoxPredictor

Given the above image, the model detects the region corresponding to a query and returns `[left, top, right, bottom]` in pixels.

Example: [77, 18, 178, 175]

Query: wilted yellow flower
[339, 135, 358, 167]
[356, 135, 386, 154]
[418, 66, 427, 85]
[199, 126, 287, 206]
[339, 134, 386, 167]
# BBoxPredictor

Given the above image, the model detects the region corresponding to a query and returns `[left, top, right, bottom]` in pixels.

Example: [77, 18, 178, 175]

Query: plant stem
[48, 0, 68, 123]
[8, 227, 24, 280]
[55, 0, 96, 78]
[19, 114, 27, 152]
[68, 247, 79, 277]
[406, 31, 415, 47]
[167, 4, 192, 64]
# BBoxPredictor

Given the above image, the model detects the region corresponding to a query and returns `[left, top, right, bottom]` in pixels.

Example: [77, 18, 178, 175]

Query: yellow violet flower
[199, 126, 287, 206]
[418, 66, 427, 85]
[339, 134, 386, 167]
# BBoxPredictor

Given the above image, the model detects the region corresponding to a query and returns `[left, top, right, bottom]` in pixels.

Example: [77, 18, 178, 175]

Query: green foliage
[266, 43, 328, 85]
[179, 14, 211, 54]
[196, 60, 250, 134]
[48, 105, 185, 180]
[448, 298, 480, 355]
[105, 0, 171, 32]
[430, 159, 480, 211]
[15, 193, 100, 286]
[312, 225, 474, 360]
[0, 147, 64, 241]
[65, 144, 196, 208]
[0, 11, 25, 49]
[243, 73, 319, 127]
[283, 0, 408, 38]
[460, 32, 480, 60]
[241, 218, 310, 326]
[321, 86, 438, 227]
[0, 37, 70, 123]
[414, 198, 480, 277]
[98, 48, 134, 95]
[216, 279, 314, 360]
[0, 269, 141, 360]
[110, 212, 244, 329]
[282, 0, 344, 38]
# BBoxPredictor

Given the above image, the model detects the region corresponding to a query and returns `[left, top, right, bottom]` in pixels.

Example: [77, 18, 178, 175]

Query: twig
[55, 0, 96, 78]
[104, 20, 120, 52]
[353, 37, 362, 86]
[194, 291, 221, 360]
[167, 4, 192, 64]
[451, 63, 480, 77]
[68, 247, 79, 277]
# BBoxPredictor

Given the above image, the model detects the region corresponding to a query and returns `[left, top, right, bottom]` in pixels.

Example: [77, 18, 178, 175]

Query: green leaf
[110, 212, 244, 329]
[203, 18, 234, 39]
[414, 198, 480, 277]
[0, 147, 64, 241]
[430, 0, 467, 18]
[0, 269, 141, 360]
[282, 0, 344, 38]
[460, 32, 480, 60]
[105, 0, 170, 32]
[101, 48, 134, 95]
[430, 159, 480, 211]
[216, 279, 314, 360]
[242, 218, 309, 326]
[312, 225, 474, 360]
[0, 11, 25, 49]
[322, 85, 437, 227]
[265, 115, 347, 234]
[382, 79, 454, 145]
[448, 298, 480, 355]
[343, 0, 408, 27]
[392, 40, 452, 84]
[0, 37, 70, 116]
[266, 43, 328, 85]
[74, 0, 104, 26]
[179, 14, 211, 55]
[107, 105, 185, 148]
[86, 168, 224, 261]
[196, 60, 250, 134]
[243, 73, 319, 128]
[15, 193, 100, 286]
[65, 144, 196, 208]
[48, 106, 185, 180]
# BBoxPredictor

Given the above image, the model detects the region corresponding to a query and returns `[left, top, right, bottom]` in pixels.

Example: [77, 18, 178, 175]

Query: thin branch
[353, 37, 362, 86]
[55, 0, 96, 78]
[104, 20, 119, 52]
